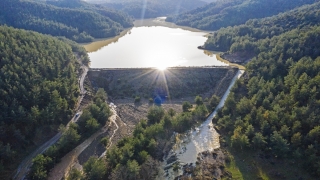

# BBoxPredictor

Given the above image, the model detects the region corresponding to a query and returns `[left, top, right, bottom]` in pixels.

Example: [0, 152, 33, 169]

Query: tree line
[28, 88, 112, 180]
[0, 25, 90, 179]
[100, 0, 207, 19]
[211, 7, 320, 177]
[166, 0, 317, 31]
[203, 2, 320, 52]
[0, 0, 133, 43]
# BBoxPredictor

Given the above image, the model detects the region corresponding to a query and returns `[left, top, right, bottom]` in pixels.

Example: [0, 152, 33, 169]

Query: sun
[157, 65, 167, 71]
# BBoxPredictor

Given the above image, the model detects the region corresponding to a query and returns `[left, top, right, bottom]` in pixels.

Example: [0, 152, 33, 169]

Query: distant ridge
[0, 0, 133, 42]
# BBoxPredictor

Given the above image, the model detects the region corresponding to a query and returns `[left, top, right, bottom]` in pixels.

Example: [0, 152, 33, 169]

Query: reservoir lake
[84, 18, 227, 69]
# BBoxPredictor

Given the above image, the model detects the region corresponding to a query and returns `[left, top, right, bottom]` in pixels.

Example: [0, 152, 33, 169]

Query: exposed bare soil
[221, 51, 255, 65]
[178, 149, 231, 180]
[76, 67, 238, 167]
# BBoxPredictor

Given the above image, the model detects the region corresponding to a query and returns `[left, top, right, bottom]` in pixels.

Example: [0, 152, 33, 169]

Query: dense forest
[203, 2, 320, 52]
[166, 0, 318, 31]
[2, 0, 320, 179]
[99, 0, 208, 19]
[204, 2, 320, 177]
[0, 0, 133, 43]
[0, 25, 89, 178]
[29, 89, 112, 179]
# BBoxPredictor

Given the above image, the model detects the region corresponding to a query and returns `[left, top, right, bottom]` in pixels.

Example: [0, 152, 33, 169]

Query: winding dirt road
[13, 63, 88, 180]
[47, 105, 118, 180]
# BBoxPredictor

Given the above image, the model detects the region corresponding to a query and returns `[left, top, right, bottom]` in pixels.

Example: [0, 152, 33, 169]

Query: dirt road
[13, 63, 88, 180]
[47, 105, 118, 180]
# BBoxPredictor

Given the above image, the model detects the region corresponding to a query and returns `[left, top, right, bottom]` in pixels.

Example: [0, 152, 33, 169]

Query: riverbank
[178, 148, 232, 179]
[177, 131, 315, 180]
[157, 69, 244, 179]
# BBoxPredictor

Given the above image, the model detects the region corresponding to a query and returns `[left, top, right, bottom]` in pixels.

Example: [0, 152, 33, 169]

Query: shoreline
[199, 45, 246, 70]
[133, 17, 207, 33]
[82, 28, 132, 52]
[216, 53, 246, 70]
[82, 17, 213, 53]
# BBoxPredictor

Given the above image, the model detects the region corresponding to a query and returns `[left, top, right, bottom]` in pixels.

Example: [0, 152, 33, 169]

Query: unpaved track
[13, 62, 88, 180]
[48, 107, 114, 180]
[48, 105, 119, 180]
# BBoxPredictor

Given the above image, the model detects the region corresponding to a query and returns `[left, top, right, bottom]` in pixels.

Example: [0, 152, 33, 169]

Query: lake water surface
[85, 19, 227, 69]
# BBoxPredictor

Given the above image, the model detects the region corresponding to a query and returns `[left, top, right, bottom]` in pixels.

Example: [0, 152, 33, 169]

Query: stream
[99, 104, 119, 158]
[160, 70, 244, 179]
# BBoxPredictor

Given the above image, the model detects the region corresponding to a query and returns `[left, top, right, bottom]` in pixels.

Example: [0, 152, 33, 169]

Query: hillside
[202, 2, 320, 53]
[0, 0, 133, 43]
[98, 0, 208, 19]
[166, 0, 318, 31]
[204, 3, 320, 179]
[0, 25, 86, 178]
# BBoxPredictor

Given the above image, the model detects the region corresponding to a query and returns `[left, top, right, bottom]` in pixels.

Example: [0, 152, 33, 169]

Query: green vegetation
[83, 157, 107, 180]
[134, 96, 141, 103]
[220, 135, 314, 180]
[67, 168, 83, 180]
[29, 154, 53, 180]
[100, 0, 207, 19]
[208, 95, 220, 111]
[182, 101, 193, 112]
[78, 89, 112, 136]
[79, 97, 210, 179]
[28, 89, 112, 179]
[211, 3, 320, 177]
[100, 137, 109, 147]
[167, 0, 316, 31]
[0, 25, 88, 178]
[195, 95, 203, 105]
[0, 0, 133, 43]
[203, 2, 320, 52]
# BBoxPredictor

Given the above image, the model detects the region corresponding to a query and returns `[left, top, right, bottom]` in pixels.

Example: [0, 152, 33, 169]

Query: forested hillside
[0, 26, 85, 178]
[166, 0, 318, 31]
[209, 2, 320, 177]
[202, 2, 320, 52]
[28, 89, 112, 180]
[99, 0, 208, 19]
[0, 0, 133, 43]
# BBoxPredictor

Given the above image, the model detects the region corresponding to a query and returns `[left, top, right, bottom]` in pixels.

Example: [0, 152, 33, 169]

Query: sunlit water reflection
[159, 70, 244, 180]
[86, 26, 227, 69]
